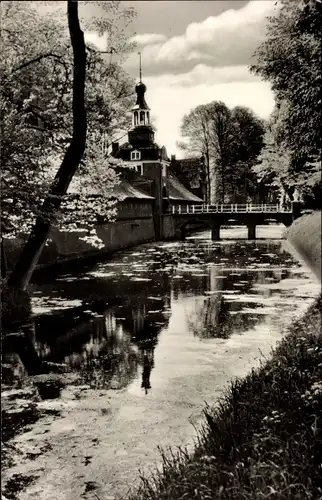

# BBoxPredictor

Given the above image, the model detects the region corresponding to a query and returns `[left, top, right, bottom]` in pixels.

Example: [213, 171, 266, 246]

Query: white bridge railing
[170, 203, 292, 215]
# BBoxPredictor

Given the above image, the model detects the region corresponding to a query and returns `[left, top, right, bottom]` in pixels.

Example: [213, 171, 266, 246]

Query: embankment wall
[52, 218, 155, 256]
[3, 218, 157, 272]
[162, 215, 176, 239]
[287, 211, 321, 282]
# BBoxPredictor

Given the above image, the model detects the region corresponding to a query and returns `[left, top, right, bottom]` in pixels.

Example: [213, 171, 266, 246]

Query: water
[5, 227, 321, 500]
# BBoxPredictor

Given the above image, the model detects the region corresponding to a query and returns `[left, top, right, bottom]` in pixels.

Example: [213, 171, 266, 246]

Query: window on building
[134, 111, 138, 126]
[147, 111, 150, 124]
[162, 164, 167, 177]
[131, 150, 141, 161]
[140, 111, 145, 124]
[136, 164, 143, 175]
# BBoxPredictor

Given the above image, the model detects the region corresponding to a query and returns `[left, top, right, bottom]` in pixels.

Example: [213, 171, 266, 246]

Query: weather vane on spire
[138, 51, 142, 82]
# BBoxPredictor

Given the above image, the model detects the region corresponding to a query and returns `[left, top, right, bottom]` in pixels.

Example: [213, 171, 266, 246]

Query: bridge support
[211, 226, 220, 241]
[248, 224, 256, 240]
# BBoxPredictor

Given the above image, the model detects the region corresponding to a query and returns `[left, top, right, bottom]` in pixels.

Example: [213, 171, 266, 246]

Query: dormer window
[131, 150, 141, 160]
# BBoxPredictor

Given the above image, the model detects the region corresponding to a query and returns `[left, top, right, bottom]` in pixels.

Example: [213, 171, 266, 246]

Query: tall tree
[250, 0, 321, 162]
[1, 1, 135, 238]
[252, 122, 292, 205]
[177, 101, 265, 203]
[208, 101, 232, 203]
[227, 106, 265, 203]
[7, 0, 87, 290]
[177, 105, 213, 203]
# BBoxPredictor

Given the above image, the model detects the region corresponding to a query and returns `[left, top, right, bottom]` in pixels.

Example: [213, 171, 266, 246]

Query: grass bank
[287, 211, 321, 281]
[125, 295, 322, 500]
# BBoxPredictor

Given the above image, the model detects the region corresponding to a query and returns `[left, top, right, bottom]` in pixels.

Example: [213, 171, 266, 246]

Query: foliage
[252, 120, 292, 203]
[125, 295, 322, 500]
[178, 102, 265, 203]
[176, 104, 213, 202]
[170, 157, 206, 200]
[250, 0, 322, 182]
[251, 100, 321, 207]
[0, 1, 135, 240]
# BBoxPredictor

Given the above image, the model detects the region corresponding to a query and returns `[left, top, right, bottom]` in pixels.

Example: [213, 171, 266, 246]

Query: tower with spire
[111, 52, 170, 177]
[131, 53, 150, 128]
[128, 54, 155, 147]
[111, 53, 203, 239]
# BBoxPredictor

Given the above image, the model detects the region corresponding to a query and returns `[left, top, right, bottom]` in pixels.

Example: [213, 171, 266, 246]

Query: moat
[3, 226, 320, 500]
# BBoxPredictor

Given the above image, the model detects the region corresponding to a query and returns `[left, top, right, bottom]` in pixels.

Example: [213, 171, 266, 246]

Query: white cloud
[84, 31, 107, 51]
[141, 67, 275, 157]
[84, 2, 277, 159]
[149, 64, 260, 88]
[124, 1, 277, 76]
[130, 33, 168, 46]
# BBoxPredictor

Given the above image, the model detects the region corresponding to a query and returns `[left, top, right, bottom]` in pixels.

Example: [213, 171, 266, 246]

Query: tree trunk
[205, 152, 211, 203]
[221, 162, 225, 203]
[1, 237, 8, 279]
[8, 0, 87, 291]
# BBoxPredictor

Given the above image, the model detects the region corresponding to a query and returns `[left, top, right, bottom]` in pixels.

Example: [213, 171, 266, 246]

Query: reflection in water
[141, 349, 154, 394]
[24, 238, 310, 393]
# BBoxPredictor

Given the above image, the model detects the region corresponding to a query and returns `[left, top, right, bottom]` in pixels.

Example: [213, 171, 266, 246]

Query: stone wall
[116, 200, 153, 220]
[287, 211, 321, 282]
[51, 218, 156, 257]
[162, 215, 176, 239]
[3, 218, 156, 272]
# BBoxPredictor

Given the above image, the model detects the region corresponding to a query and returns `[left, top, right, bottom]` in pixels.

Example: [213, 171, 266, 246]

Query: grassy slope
[287, 211, 321, 281]
[125, 295, 322, 500]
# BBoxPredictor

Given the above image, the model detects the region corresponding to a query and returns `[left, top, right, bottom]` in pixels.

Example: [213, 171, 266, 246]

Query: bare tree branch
[12, 53, 65, 73]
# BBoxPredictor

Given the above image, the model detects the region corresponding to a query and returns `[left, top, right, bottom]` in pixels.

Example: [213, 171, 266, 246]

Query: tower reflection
[32, 271, 171, 391]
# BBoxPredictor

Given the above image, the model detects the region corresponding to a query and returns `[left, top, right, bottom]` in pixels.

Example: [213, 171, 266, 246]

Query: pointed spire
[130, 51, 153, 135]
[138, 52, 142, 82]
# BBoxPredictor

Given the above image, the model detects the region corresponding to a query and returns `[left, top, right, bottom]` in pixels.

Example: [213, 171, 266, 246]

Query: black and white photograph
[1, 1, 321, 499]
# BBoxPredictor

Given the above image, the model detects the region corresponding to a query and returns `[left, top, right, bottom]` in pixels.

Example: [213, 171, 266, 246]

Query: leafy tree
[5, 0, 87, 289]
[208, 101, 233, 203]
[1, 2, 135, 237]
[177, 105, 212, 202]
[178, 101, 265, 203]
[1, 1, 136, 287]
[1, 0, 135, 290]
[226, 106, 265, 203]
[250, 0, 322, 180]
[252, 123, 292, 205]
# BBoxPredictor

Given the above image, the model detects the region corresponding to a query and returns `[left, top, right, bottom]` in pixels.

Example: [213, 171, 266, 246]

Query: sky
[43, 0, 278, 157]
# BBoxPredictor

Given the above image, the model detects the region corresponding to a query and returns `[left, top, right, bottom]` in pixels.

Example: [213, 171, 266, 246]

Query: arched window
[140, 111, 145, 124]
[146, 111, 150, 124]
[134, 111, 138, 125]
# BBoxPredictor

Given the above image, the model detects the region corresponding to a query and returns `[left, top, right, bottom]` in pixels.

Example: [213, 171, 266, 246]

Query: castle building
[111, 74, 203, 238]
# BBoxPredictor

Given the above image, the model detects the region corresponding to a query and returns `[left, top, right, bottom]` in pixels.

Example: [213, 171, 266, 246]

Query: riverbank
[122, 215, 322, 500]
[287, 210, 321, 281]
[1, 225, 320, 499]
[125, 293, 322, 500]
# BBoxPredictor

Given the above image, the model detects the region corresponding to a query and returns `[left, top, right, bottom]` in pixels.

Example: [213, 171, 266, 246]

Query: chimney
[112, 142, 119, 156]
[171, 154, 176, 162]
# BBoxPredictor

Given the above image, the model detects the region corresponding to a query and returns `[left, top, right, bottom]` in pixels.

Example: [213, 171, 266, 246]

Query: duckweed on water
[125, 296, 322, 500]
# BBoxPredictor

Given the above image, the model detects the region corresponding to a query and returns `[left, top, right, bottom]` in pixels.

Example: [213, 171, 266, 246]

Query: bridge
[168, 203, 299, 240]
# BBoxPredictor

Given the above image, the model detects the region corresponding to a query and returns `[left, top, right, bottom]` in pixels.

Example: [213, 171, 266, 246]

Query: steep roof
[167, 174, 204, 203]
[68, 176, 154, 201]
[113, 180, 154, 200]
